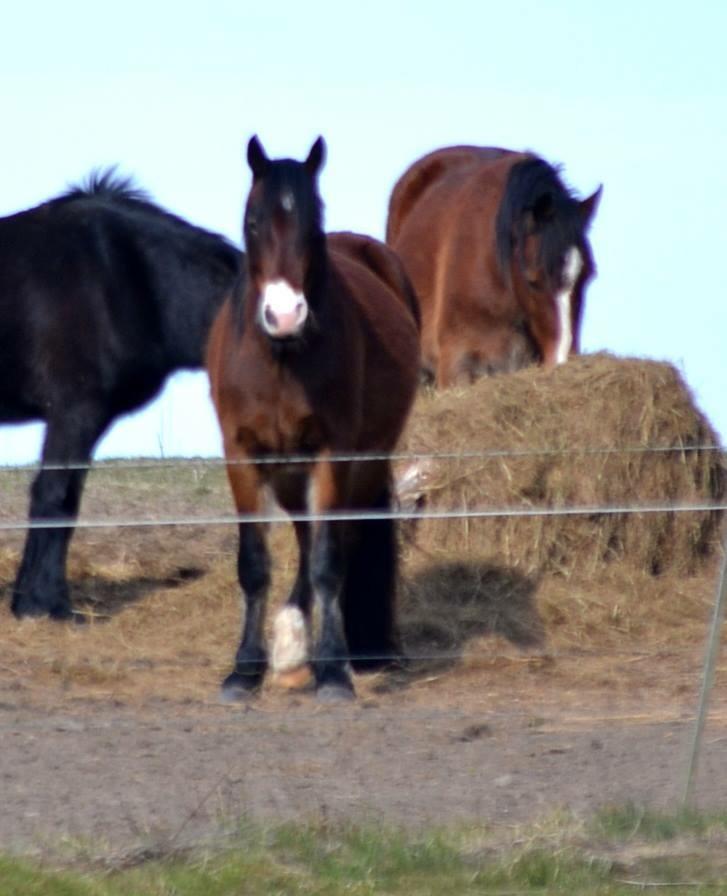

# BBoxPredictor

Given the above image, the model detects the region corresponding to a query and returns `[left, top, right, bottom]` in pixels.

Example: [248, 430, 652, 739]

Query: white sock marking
[271, 606, 308, 672]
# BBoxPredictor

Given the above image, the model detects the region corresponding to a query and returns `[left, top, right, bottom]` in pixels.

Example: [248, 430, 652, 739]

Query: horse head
[243, 135, 326, 341]
[498, 161, 602, 366]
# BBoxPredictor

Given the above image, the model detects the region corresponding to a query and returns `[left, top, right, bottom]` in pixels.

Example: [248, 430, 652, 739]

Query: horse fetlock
[220, 663, 266, 702]
[314, 658, 355, 698]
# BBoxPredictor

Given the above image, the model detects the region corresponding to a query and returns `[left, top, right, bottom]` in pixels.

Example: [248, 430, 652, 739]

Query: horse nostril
[264, 306, 277, 328]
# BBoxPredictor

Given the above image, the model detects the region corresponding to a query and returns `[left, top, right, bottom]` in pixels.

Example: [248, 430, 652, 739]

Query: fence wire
[0, 440, 724, 473]
[0, 499, 725, 533]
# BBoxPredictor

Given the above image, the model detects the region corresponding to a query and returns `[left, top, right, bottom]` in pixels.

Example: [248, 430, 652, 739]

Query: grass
[593, 803, 727, 841]
[2, 811, 727, 895]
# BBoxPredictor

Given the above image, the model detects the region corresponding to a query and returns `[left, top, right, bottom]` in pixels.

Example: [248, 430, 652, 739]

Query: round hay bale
[398, 353, 725, 580]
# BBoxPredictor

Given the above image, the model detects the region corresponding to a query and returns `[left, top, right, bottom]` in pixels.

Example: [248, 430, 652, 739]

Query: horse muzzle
[259, 280, 309, 339]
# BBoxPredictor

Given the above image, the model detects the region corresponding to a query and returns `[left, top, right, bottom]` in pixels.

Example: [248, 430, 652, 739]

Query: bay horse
[386, 145, 602, 387]
[1, 171, 240, 619]
[206, 136, 420, 701]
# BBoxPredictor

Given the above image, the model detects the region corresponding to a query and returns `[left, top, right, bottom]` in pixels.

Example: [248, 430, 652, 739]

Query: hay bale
[399, 353, 725, 580]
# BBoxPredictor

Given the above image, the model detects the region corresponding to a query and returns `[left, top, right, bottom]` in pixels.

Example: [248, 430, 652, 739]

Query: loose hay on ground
[0, 353, 725, 706]
[397, 353, 725, 659]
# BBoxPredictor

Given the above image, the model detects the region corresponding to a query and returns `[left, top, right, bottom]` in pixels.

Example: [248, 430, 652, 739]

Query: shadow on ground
[370, 561, 543, 693]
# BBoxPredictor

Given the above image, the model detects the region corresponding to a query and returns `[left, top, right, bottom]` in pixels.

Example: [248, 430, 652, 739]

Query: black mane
[60, 167, 152, 204]
[55, 167, 239, 263]
[495, 156, 585, 289]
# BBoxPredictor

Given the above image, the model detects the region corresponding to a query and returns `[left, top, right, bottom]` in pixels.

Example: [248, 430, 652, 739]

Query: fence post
[682, 536, 727, 807]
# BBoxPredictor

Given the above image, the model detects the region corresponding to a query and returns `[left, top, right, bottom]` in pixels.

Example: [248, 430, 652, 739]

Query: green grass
[593, 803, 727, 841]
[2, 811, 727, 895]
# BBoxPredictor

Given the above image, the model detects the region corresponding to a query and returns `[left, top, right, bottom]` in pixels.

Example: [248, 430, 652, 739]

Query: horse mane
[60, 167, 152, 204]
[56, 166, 240, 265]
[495, 156, 585, 290]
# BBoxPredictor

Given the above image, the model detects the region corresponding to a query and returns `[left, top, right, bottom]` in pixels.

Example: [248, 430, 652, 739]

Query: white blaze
[259, 279, 308, 338]
[554, 247, 583, 364]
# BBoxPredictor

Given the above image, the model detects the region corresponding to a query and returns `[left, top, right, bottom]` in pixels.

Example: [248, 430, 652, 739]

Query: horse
[206, 136, 421, 701]
[1, 170, 241, 619]
[386, 145, 602, 387]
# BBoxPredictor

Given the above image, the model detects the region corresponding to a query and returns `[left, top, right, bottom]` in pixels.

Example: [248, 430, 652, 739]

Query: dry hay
[395, 353, 725, 659]
[399, 352, 724, 579]
[1, 354, 725, 708]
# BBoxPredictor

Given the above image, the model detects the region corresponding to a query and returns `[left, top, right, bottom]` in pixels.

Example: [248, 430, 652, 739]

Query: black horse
[1, 170, 241, 619]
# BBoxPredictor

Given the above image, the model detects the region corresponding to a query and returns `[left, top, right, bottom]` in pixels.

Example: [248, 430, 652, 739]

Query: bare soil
[1, 459, 726, 861]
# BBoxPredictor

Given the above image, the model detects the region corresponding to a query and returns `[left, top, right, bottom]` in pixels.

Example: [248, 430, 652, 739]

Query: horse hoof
[219, 672, 262, 703]
[316, 682, 356, 703]
[272, 665, 314, 692]
[11, 595, 73, 621]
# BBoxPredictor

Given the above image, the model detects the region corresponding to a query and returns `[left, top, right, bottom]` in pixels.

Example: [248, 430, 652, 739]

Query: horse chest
[231, 367, 325, 462]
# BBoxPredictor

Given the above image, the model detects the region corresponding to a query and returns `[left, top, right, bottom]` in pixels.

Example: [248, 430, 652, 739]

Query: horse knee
[236, 526, 270, 596]
[311, 529, 345, 597]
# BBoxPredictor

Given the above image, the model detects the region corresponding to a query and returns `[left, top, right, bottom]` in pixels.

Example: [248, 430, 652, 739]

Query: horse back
[386, 145, 516, 245]
[328, 237, 420, 451]
[0, 188, 239, 424]
[327, 231, 421, 330]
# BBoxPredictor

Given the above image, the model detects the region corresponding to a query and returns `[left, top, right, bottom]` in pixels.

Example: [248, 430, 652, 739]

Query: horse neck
[160, 245, 241, 370]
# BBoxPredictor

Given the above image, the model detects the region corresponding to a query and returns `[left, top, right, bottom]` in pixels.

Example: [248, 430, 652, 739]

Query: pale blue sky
[1, 1, 725, 463]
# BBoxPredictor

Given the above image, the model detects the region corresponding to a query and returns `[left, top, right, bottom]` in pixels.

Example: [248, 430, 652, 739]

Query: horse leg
[221, 464, 270, 701]
[526, 302, 560, 369]
[11, 406, 109, 620]
[341, 473, 400, 671]
[309, 458, 355, 700]
[436, 341, 467, 388]
[270, 519, 314, 690]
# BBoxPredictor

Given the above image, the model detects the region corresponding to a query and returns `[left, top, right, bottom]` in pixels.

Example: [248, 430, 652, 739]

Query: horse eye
[246, 216, 259, 236]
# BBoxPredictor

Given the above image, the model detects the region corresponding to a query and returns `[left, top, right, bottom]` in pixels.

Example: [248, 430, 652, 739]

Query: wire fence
[1, 441, 724, 473]
[1, 446, 726, 813]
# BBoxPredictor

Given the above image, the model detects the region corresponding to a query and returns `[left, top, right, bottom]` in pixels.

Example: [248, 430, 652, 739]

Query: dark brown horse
[386, 145, 602, 387]
[207, 136, 420, 701]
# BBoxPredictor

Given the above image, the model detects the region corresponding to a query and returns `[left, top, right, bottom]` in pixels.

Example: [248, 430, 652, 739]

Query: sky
[1, 1, 725, 465]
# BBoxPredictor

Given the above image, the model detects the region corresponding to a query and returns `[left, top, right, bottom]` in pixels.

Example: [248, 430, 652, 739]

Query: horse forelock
[253, 160, 325, 236]
[496, 156, 587, 291]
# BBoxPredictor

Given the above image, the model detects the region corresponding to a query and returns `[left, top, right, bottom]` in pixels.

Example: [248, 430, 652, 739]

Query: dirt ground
[1, 461, 726, 861]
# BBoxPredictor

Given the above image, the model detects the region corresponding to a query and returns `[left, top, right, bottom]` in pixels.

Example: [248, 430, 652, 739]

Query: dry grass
[400, 352, 724, 578]
[395, 353, 725, 684]
[0, 353, 725, 711]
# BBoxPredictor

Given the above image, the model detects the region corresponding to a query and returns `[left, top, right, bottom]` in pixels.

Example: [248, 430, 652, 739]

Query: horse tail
[341, 480, 401, 671]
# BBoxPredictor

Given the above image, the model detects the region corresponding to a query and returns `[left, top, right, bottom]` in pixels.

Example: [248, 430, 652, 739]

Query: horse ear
[305, 136, 326, 176]
[579, 185, 603, 228]
[247, 135, 269, 179]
